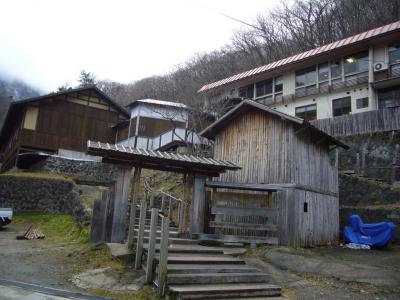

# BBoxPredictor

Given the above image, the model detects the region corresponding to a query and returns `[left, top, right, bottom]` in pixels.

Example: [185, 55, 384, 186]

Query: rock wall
[336, 131, 400, 183]
[30, 156, 117, 185]
[339, 174, 400, 242]
[0, 173, 85, 222]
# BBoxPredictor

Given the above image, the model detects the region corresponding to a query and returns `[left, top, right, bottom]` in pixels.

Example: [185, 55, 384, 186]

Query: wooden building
[0, 86, 129, 171]
[200, 100, 348, 246]
[116, 99, 209, 151]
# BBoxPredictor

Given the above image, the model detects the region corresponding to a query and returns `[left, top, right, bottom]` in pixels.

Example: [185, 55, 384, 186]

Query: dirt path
[0, 224, 76, 290]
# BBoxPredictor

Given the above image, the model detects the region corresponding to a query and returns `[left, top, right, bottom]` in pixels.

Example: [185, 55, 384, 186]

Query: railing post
[134, 201, 147, 269]
[150, 189, 155, 208]
[161, 194, 166, 214]
[145, 208, 159, 283]
[158, 216, 169, 297]
[178, 202, 184, 233]
[168, 198, 173, 219]
[177, 202, 181, 228]
[127, 167, 141, 249]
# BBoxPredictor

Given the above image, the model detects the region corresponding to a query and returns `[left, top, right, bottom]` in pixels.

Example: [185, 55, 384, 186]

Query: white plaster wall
[373, 45, 387, 64]
[129, 103, 187, 122]
[272, 87, 371, 119]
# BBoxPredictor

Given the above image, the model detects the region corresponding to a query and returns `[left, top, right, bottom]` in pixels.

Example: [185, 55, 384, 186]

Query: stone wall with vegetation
[0, 173, 85, 222]
[339, 174, 400, 242]
[30, 156, 117, 185]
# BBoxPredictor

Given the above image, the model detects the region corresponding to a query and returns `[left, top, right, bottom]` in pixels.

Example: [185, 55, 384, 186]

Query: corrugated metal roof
[87, 141, 240, 172]
[127, 99, 188, 108]
[199, 20, 400, 93]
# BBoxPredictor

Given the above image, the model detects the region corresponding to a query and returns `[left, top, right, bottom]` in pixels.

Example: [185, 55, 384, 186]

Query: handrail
[144, 177, 187, 232]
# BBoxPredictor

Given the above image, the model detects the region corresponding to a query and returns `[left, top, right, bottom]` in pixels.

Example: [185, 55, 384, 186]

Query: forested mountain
[95, 0, 400, 108]
[0, 76, 40, 131]
[0, 77, 40, 101]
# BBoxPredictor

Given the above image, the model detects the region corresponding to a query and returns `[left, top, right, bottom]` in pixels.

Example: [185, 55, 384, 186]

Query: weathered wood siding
[311, 107, 400, 137]
[20, 95, 122, 152]
[214, 110, 337, 194]
[277, 188, 339, 246]
[210, 191, 277, 241]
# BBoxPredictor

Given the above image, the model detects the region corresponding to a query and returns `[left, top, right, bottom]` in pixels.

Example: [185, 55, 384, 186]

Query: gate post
[190, 175, 207, 235]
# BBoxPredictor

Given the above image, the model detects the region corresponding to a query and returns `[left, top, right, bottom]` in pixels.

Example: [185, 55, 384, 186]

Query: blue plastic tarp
[344, 214, 396, 247]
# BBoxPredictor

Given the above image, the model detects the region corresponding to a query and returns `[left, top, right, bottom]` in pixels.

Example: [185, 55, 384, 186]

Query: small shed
[200, 100, 348, 246]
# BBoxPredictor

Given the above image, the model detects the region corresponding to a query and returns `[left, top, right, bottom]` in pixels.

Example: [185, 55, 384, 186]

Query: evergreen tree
[77, 70, 96, 87]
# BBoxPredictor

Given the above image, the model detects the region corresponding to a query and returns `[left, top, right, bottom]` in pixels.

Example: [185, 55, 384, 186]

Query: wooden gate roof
[87, 141, 240, 176]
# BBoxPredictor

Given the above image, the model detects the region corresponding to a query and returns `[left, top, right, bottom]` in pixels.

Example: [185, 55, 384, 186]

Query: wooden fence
[310, 107, 400, 137]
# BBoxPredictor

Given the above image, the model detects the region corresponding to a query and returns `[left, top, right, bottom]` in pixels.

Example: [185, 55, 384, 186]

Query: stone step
[168, 283, 281, 299]
[154, 253, 246, 264]
[164, 272, 272, 285]
[158, 264, 259, 274]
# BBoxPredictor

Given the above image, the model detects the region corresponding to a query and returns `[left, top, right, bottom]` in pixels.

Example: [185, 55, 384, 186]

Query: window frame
[295, 103, 317, 121]
[332, 96, 352, 117]
[356, 97, 369, 109]
[295, 66, 317, 88]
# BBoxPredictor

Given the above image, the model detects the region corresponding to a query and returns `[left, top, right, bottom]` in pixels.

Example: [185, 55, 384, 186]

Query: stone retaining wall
[339, 174, 400, 242]
[0, 174, 85, 222]
[30, 156, 117, 185]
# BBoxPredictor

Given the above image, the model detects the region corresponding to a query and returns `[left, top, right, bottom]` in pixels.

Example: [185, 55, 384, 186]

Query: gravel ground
[0, 224, 76, 290]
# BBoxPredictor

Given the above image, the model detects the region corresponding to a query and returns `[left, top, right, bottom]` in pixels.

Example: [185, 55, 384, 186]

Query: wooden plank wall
[276, 188, 339, 246]
[20, 95, 120, 152]
[214, 111, 291, 185]
[290, 129, 338, 194]
[213, 110, 337, 194]
[211, 191, 278, 240]
[310, 107, 400, 137]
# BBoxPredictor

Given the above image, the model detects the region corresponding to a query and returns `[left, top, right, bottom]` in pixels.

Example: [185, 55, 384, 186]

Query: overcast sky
[0, 0, 281, 93]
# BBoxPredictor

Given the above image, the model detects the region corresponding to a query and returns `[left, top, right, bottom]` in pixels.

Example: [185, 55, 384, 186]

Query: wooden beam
[127, 167, 141, 249]
[205, 181, 282, 191]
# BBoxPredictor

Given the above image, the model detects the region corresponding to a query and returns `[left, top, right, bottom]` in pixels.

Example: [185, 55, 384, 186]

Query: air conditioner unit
[374, 62, 388, 72]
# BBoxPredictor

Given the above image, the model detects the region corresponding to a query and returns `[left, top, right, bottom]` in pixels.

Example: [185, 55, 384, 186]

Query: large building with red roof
[199, 21, 400, 121]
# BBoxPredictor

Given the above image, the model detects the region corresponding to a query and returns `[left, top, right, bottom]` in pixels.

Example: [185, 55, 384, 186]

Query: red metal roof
[198, 21, 400, 93]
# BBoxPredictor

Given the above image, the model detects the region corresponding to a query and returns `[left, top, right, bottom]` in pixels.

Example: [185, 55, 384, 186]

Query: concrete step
[158, 264, 259, 274]
[154, 253, 246, 264]
[168, 283, 281, 299]
[144, 244, 226, 255]
[164, 272, 272, 285]
[134, 228, 180, 238]
[141, 236, 199, 245]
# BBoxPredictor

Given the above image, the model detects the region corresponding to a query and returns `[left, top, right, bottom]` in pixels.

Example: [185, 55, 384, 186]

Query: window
[296, 66, 316, 87]
[295, 104, 317, 121]
[389, 45, 400, 65]
[23, 106, 39, 130]
[332, 97, 351, 117]
[318, 63, 329, 82]
[330, 61, 342, 78]
[239, 84, 254, 99]
[378, 87, 400, 109]
[256, 79, 273, 97]
[356, 97, 369, 109]
[344, 52, 368, 74]
[274, 76, 283, 93]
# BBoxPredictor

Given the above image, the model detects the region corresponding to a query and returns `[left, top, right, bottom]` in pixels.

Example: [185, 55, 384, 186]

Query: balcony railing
[118, 128, 209, 151]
